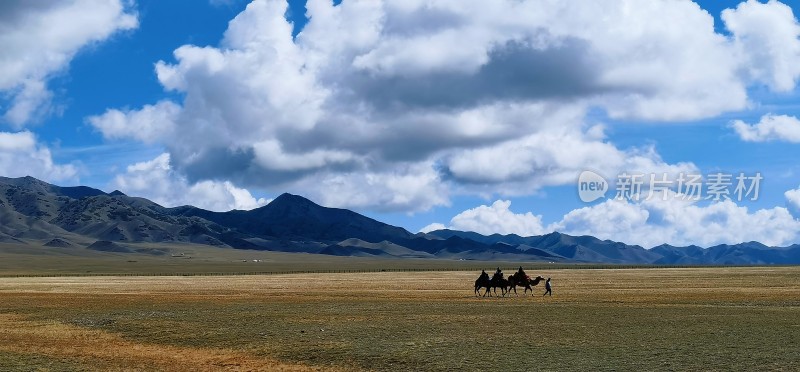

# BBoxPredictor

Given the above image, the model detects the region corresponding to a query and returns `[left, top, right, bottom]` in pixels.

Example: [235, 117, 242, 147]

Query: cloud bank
[88, 0, 800, 215]
[425, 189, 800, 248]
[554, 192, 800, 248]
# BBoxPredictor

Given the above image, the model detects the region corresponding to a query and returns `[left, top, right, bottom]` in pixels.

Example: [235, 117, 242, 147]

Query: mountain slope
[2, 176, 800, 264]
[651, 242, 800, 265]
[0, 176, 106, 200]
[321, 238, 435, 258]
[0, 177, 237, 246]
[426, 230, 660, 263]
[171, 193, 415, 243]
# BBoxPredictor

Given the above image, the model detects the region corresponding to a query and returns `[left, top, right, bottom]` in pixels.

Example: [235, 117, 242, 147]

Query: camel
[474, 271, 510, 297]
[507, 273, 545, 296]
[474, 271, 491, 296]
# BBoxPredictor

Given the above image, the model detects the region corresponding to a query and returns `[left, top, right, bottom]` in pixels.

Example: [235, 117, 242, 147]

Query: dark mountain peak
[170, 191, 414, 243]
[651, 244, 679, 253]
[257, 193, 337, 220]
[58, 186, 107, 199]
[542, 231, 566, 241]
[267, 192, 318, 209]
[489, 232, 522, 240]
[0, 175, 52, 189]
[16, 175, 41, 183]
[538, 231, 570, 245]
[109, 190, 126, 196]
[252, 193, 414, 241]
[743, 241, 769, 249]
[0, 175, 106, 199]
[424, 228, 454, 236]
[274, 192, 311, 202]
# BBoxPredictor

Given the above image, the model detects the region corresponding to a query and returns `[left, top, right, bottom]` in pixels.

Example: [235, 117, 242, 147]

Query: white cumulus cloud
[0, 131, 78, 182]
[419, 223, 447, 234]
[111, 153, 269, 212]
[554, 193, 800, 248]
[0, 0, 138, 127]
[290, 161, 450, 213]
[731, 114, 800, 142]
[786, 187, 800, 217]
[723, 0, 800, 92]
[87, 100, 180, 143]
[423, 200, 546, 237]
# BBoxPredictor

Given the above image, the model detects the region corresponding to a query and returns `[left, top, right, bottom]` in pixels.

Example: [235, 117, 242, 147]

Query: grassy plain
[0, 266, 798, 370]
[0, 242, 557, 276]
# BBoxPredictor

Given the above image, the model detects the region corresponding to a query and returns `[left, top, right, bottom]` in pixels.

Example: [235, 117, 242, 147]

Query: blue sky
[3, 0, 800, 248]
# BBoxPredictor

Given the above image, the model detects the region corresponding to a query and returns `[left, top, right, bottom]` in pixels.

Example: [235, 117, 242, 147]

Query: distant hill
[649, 242, 800, 265]
[320, 238, 435, 258]
[425, 230, 659, 263]
[0, 176, 106, 199]
[0, 176, 246, 247]
[1, 176, 799, 264]
[425, 230, 800, 265]
[171, 193, 415, 243]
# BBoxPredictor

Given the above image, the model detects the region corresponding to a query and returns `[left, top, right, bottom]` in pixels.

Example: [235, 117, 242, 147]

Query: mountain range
[2, 176, 799, 265]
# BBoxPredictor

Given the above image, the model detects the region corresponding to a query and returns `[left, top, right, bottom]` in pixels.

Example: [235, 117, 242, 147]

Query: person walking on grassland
[543, 277, 552, 296]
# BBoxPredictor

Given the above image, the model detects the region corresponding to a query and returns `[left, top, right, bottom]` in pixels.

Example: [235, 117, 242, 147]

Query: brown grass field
[1, 266, 799, 371]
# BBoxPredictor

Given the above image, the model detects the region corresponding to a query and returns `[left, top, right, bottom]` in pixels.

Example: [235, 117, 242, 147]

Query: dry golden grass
[1, 267, 798, 371]
[0, 314, 323, 371]
[2, 267, 797, 304]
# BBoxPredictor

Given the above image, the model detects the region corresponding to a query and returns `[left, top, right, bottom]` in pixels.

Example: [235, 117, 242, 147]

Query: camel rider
[517, 266, 529, 281]
[480, 269, 489, 280]
[494, 267, 503, 279]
